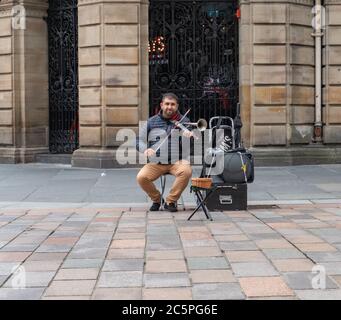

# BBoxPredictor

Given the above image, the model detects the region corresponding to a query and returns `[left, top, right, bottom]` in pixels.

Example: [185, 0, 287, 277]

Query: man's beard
[163, 110, 175, 118]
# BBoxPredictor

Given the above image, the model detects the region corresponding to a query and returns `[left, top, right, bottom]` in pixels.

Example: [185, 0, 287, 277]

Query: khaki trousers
[137, 160, 192, 204]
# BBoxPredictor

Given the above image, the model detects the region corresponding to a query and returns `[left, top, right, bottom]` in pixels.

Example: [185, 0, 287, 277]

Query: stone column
[241, 0, 317, 148]
[288, 0, 315, 144]
[324, 0, 341, 143]
[240, 0, 288, 148]
[250, 0, 289, 147]
[239, 0, 252, 147]
[0, 0, 49, 163]
[72, 0, 149, 168]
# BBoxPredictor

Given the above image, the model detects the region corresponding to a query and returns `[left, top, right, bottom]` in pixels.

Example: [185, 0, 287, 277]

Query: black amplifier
[203, 183, 247, 211]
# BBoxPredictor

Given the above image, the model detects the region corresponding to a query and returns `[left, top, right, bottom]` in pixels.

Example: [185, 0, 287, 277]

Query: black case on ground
[204, 176, 248, 211]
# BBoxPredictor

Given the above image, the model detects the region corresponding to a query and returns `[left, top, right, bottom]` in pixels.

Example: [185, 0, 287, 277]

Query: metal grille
[47, 0, 79, 154]
[149, 0, 239, 122]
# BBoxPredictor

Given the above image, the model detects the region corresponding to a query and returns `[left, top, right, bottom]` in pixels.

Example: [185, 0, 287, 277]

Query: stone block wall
[0, 9, 13, 150]
[240, 0, 318, 147]
[0, 0, 49, 163]
[1, 0, 341, 166]
[324, 0, 341, 143]
[73, 0, 148, 167]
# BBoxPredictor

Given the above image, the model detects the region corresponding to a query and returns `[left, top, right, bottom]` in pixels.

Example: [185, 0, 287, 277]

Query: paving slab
[102, 259, 144, 272]
[272, 259, 315, 272]
[306, 252, 341, 263]
[44, 280, 96, 296]
[219, 241, 259, 251]
[92, 288, 142, 300]
[239, 277, 294, 298]
[231, 262, 279, 277]
[97, 271, 143, 288]
[322, 262, 341, 275]
[225, 250, 267, 263]
[0, 288, 45, 300]
[143, 287, 192, 300]
[192, 283, 245, 300]
[62, 259, 103, 269]
[54, 268, 99, 280]
[143, 273, 190, 288]
[187, 257, 229, 270]
[295, 289, 341, 300]
[1, 165, 341, 300]
[262, 248, 306, 260]
[283, 272, 339, 290]
[190, 269, 236, 283]
[3, 271, 55, 288]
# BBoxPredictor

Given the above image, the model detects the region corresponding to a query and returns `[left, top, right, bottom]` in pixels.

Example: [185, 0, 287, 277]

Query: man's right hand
[144, 148, 156, 158]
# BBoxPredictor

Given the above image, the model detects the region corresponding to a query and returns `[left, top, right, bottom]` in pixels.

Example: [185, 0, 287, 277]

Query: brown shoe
[149, 198, 164, 211]
[149, 202, 161, 211]
[164, 202, 178, 212]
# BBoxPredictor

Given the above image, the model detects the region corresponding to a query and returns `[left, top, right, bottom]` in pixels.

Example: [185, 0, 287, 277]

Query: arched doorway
[149, 0, 239, 122]
[47, 0, 79, 154]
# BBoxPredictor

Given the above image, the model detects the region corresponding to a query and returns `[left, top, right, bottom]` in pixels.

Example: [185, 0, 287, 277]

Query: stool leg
[188, 190, 213, 221]
[160, 175, 166, 210]
[178, 195, 185, 211]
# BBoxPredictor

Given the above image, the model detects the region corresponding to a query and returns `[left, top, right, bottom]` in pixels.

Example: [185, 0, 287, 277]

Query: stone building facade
[0, 0, 341, 167]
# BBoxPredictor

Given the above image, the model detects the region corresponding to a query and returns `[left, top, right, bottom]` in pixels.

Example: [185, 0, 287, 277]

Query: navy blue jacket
[136, 112, 191, 164]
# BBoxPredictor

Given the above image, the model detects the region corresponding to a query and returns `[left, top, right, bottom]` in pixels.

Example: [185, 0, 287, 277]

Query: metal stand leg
[160, 175, 166, 210]
[187, 189, 213, 221]
[178, 195, 185, 211]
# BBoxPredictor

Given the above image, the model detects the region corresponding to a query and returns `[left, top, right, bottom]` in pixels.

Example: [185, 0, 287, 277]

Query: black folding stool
[187, 116, 237, 221]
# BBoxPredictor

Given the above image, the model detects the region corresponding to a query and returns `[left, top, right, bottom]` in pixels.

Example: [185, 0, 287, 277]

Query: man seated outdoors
[136, 93, 194, 212]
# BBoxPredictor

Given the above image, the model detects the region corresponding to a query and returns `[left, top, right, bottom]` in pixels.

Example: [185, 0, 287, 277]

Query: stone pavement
[1, 163, 341, 205]
[0, 202, 341, 300]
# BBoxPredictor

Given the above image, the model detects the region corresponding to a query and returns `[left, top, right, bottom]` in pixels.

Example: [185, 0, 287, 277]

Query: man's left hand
[182, 130, 194, 138]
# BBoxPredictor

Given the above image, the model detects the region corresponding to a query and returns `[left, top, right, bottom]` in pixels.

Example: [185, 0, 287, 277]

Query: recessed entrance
[47, 0, 79, 154]
[149, 0, 239, 121]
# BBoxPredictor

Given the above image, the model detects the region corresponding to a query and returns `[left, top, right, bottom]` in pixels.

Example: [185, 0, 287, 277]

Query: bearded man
[136, 93, 194, 212]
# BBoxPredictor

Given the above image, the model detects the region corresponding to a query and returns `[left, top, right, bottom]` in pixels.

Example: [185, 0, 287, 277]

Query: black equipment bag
[204, 111, 255, 184]
[196, 108, 253, 212]
[202, 147, 254, 184]
[220, 148, 254, 184]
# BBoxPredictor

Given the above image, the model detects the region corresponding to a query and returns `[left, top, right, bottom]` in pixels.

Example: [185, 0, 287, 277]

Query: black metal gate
[149, 0, 239, 121]
[47, 0, 79, 154]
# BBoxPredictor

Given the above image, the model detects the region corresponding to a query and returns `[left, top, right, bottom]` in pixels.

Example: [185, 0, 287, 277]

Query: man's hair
[161, 92, 179, 104]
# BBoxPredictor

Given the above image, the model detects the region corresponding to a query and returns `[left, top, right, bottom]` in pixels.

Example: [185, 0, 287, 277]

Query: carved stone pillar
[72, 0, 149, 168]
[0, 0, 49, 163]
[324, 0, 341, 143]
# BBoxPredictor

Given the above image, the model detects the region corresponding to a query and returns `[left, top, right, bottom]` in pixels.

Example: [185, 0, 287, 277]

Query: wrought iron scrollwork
[149, 0, 239, 121]
[47, 0, 79, 154]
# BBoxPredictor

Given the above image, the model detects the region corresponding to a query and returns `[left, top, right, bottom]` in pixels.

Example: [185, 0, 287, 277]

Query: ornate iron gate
[47, 0, 79, 154]
[149, 0, 239, 121]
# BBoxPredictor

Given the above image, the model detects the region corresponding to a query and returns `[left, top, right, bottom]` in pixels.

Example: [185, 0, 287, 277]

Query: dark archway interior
[47, 0, 79, 154]
[149, 0, 239, 122]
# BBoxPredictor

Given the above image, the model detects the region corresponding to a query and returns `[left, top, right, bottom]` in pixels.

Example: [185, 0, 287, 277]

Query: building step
[35, 153, 72, 165]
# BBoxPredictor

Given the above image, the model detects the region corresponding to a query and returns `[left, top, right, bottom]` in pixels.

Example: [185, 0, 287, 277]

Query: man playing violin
[136, 93, 194, 212]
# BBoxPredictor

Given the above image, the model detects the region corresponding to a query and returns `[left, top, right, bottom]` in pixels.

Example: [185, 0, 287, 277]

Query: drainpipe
[312, 0, 323, 143]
